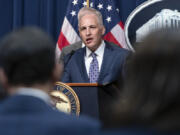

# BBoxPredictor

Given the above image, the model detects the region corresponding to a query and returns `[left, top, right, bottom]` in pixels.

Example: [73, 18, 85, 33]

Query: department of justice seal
[125, 0, 180, 51]
[50, 82, 80, 116]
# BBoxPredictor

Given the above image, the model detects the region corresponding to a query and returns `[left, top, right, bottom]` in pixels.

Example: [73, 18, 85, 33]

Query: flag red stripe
[119, 21, 124, 29]
[57, 32, 70, 50]
[103, 32, 122, 48]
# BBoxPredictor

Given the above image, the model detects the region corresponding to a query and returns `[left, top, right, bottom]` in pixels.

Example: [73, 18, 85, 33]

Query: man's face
[79, 14, 105, 51]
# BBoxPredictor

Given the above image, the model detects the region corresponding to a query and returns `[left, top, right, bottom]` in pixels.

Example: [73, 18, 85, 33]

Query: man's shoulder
[0, 95, 100, 129]
[0, 103, 100, 135]
[69, 45, 85, 57]
[53, 111, 100, 125]
[45, 112, 100, 135]
[42, 109, 100, 132]
[105, 41, 129, 53]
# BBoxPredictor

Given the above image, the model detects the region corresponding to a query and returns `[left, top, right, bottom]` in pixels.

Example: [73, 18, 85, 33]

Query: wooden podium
[53, 82, 119, 121]
[66, 83, 100, 119]
[65, 82, 119, 121]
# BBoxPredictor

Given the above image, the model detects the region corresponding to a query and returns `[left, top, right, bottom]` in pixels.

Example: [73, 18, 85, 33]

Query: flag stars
[90, 2, 94, 7]
[106, 16, 111, 23]
[116, 8, 119, 13]
[107, 5, 112, 11]
[70, 10, 76, 16]
[97, 3, 103, 10]
[82, 1, 87, 7]
[72, 0, 78, 6]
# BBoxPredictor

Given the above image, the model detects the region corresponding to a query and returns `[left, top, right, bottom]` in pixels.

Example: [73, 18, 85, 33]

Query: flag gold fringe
[87, 0, 89, 7]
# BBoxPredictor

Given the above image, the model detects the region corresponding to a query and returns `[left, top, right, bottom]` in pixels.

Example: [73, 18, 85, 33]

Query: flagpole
[86, 0, 89, 7]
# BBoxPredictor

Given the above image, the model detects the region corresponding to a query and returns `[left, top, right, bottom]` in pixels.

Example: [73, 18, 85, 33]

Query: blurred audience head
[0, 83, 7, 101]
[111, 28, 180, 132]
[0, 27, 62, 91]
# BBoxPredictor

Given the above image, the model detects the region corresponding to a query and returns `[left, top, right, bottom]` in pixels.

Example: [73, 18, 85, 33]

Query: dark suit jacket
[101, 128, 169, 135]
[0, 95, 100, 135]
[61, 41, 129, 84]
[101, 127, 180, 135]
[61, 41, 129, 121]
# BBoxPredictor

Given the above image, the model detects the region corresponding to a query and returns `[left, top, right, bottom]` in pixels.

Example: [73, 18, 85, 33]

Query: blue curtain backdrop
[0, 0, 146, 42]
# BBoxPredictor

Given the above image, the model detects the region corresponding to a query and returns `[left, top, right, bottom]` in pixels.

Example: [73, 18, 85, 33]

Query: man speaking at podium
[61, 7, 129, 85]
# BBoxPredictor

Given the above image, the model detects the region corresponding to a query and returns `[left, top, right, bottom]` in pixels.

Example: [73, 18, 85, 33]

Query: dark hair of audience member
[109, 29, 180, 132]
[0, 27, 56, 86]
[0, 84, 7, 101]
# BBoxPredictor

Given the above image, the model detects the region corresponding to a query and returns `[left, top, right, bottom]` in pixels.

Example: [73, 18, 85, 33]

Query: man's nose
[86, 28, 91, 36]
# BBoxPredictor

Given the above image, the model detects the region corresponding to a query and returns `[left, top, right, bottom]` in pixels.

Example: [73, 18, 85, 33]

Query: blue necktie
[89, 52, 99, 83]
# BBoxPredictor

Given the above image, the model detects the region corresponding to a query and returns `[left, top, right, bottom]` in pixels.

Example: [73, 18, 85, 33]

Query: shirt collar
[82, 42, 85, 48]
[16, 87, 51, 105]
[85, 40, 105, 57]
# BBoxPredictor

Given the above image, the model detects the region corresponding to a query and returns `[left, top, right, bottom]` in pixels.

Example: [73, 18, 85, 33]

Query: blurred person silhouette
[0, 60, 7, 102]
[0, 27, 100, 135]
[103, 29, 180, 135]
[0, 83, 7, 101]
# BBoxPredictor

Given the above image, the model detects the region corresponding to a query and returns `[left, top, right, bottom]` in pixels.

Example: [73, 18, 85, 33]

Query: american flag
[56, 0, 129, 58]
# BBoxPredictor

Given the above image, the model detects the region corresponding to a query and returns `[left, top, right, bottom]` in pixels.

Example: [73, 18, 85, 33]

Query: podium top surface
[66, 83, 99, 87]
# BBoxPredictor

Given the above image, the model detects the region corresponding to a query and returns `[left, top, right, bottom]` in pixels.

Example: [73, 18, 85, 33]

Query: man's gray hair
[78, 7, 104, 26]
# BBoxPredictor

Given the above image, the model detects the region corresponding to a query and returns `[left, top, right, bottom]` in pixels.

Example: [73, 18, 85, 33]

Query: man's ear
[78, 28, 82, 38]
[52, 62, 64, 82]
[0, 68, 8, 88]
[102, 26, 106, 35]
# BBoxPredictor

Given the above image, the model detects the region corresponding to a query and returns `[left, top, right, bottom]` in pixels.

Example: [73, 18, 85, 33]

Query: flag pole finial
[87, 0, 89, 8]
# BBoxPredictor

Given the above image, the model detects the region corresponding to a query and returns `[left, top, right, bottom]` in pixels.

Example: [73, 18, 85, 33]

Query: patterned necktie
[89, 52, 99, 83]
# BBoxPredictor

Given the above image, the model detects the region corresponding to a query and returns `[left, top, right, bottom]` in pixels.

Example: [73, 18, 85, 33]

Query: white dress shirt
[84, 41, 105, 77]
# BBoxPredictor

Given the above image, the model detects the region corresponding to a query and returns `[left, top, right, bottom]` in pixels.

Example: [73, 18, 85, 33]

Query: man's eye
[90, 26, 96, 29]
[80, 27, 86, 31]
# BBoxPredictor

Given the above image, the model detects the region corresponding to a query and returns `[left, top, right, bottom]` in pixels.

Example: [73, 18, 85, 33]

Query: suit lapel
[75, 47, 89, 82]
[98, 42, 114, 84]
